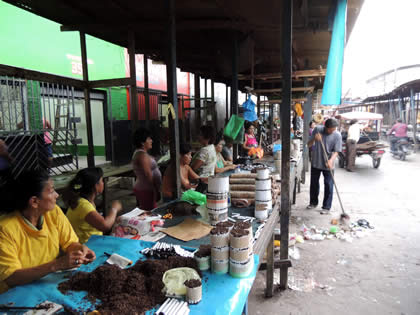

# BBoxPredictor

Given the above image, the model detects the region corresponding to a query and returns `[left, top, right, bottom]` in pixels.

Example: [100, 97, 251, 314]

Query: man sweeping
[306, 118, 342, 214]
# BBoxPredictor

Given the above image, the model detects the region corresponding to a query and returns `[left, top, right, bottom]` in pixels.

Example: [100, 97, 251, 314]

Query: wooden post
[265, 233, 275, 297]
[251, 40, 255, 90]
[303, 93, 312, 175]
[144, 54, 150, 128]
[128, 31, 138, 133]
[257, 95, 261, 118]
[231, 32, 239, 159]
[204, 78, 208, 121]
[211, 78, 217, 131]
[79, 31, 95, 167]
[225, 84, 229, 124]
[166, 0, 181, 198]
[279, 0, 292, 291]
[194, 74, 201, 133]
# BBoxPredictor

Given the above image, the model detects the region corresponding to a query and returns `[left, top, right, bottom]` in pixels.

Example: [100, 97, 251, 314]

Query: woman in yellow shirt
[0, 169, 95, 293]
[64, 167, 123, 244]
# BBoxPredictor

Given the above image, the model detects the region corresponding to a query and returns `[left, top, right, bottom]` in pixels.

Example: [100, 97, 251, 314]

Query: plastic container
[255, 178, 271, 190]
[211, 259, 229, 274]
[211, 246, 229, 260]
[208, 176, 229, 193]
[229, 246, 250, 261]
[194, 256, 210, 271]
[229, 258, 253, 278]
[210, 227, 230, 247]
[256, 168, 270, 180]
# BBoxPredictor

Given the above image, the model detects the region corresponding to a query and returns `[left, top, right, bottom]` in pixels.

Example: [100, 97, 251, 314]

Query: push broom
[319, 138, 350, 220]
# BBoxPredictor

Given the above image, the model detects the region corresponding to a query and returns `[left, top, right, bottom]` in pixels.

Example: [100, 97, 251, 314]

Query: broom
[319, 138, 350, 220]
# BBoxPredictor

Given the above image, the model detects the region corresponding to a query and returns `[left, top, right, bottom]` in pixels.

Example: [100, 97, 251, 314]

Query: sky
[342, 0, 420, 98]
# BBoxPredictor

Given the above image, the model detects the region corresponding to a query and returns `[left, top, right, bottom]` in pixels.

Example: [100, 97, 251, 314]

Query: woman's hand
[111, 200, 123, 213]
[81, 245, 96, 263]
[55, 250, 85, 271]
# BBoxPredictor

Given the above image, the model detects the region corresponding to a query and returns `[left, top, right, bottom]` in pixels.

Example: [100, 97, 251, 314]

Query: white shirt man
[347, 122, 360, 142]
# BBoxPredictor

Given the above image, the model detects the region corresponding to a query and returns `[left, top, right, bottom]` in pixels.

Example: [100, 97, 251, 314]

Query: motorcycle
[390, 137, 411, 161]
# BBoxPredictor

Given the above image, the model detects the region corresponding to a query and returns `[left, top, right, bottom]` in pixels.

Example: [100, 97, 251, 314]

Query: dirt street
[249, 151, 420, 315]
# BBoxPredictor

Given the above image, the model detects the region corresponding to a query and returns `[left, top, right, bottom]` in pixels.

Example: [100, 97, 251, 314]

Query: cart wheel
[338, 155, 345, 168]
[372, 158, 381, 168]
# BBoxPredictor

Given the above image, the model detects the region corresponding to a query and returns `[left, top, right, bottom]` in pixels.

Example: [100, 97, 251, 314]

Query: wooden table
[53, 163, 134, 208]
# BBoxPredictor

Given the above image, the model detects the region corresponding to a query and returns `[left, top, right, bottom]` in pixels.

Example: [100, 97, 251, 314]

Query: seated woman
[132, 127, 162, 210]
[64, 167, 123, 244]
[161, 144, 207, 201]
[242, 122, 264, 159]
[214, 136, 237, 174]
[191, 125, 217, 178]
[0, 169, 95, 293]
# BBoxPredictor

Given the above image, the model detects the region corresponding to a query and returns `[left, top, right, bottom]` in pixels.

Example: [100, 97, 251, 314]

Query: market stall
[0, 236, 258, 314]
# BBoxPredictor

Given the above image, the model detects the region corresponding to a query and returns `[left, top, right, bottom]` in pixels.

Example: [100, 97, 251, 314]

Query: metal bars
[0, 76, 79, 177]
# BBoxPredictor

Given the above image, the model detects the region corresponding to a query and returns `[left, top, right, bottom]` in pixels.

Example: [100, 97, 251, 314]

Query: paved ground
[249, 150, 420, 315]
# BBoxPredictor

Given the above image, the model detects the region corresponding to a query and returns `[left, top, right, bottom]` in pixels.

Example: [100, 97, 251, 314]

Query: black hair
[180, 143, 192, 155]
[199, 125, 215, 144]
[63, 167, 103, 209]
[133, 127, 152, 148]
[397, 118, 402, 123]
[325, 118, 338, 128]
[244, 121, 254, 131]
[214, 134, 224, 146]
[309, 120, 316, 127]
[0, 169, 50, 213]
[350, 119, 358, 125]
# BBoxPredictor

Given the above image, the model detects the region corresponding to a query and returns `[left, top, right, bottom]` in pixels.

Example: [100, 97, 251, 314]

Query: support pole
[204, 78, 208, 121]
[194, 74, 201, 133]
[144, 54, 150, 127]
[128, 31, 138, 133]
[265, 233, 274, 297]
[79, 31, 95, 167]
[257, 95, 261, 118]
[231, 32, 239, 159]
[279, 0, 292, 291]
[410, 88, 417, 146]
[211, 78, 217, 131]
[303, 93, 312, 175]
[166, 0, 181, 198]
[225, 84, 229, 124]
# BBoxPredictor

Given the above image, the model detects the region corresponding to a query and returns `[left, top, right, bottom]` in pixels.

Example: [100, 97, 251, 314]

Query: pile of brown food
[58, 256, 200, 314]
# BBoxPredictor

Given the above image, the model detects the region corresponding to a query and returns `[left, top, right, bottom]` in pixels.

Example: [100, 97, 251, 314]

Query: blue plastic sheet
[321, 0, 347, 106]
[0, 235, 259, 315]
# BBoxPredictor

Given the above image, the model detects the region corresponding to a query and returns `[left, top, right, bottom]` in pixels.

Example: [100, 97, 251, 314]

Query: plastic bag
[223, 114, 244, 140]
[162, 267, 201, 296]
[242, 97, 258, 122]
[181, 189, 206, 206]
[242, 97, 256, 111]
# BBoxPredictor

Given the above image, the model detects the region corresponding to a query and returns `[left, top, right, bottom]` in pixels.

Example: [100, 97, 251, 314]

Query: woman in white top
[191, 125, 217, 178]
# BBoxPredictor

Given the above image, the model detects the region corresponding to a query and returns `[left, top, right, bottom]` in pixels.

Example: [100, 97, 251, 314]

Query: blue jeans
[310, 167, 334, 210]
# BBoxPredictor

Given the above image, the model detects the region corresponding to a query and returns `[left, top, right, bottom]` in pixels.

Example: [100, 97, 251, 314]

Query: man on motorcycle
[387, 118, 408, 152]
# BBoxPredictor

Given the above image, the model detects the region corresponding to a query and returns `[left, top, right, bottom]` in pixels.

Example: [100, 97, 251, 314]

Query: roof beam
[253, 86, 314, 94]
[260, 98, 308, 104]
[239, 69, 325, 80]
[89, 78, 132, 88]
[0, 64, 85, 89]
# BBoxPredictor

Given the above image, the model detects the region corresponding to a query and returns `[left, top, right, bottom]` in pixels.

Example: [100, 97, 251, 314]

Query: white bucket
[255, 189, 271, 201]
[254, 207, 268, 220]
[208, 208, 228, 224]
[255, 178, 271, 190]
[208, 176, 229, 193]
[256, 168, 270, 180]
[255, 199, 272, 211]
[206, 192, 229, 210]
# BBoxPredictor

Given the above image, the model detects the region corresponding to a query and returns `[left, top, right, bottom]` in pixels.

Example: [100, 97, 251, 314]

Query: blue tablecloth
[0, 235, 259, 315]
